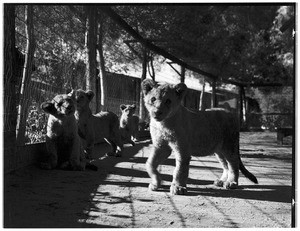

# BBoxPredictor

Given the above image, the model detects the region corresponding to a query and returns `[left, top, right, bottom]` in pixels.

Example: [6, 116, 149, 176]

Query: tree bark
[4, 4, 17, 155]
[85, 6, 97, 113]
[16, 5, 35, 145]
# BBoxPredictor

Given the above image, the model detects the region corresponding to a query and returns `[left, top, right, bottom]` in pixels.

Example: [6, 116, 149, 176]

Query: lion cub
[41, 92, 88, 171]
[74, 89, 123, 158]
[119, 104, 139, 146]
[142, 79, 258, 195]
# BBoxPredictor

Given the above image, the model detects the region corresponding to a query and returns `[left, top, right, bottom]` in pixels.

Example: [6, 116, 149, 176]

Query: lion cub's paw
[214, 179, 224, 187]
[224, 181, 238, 189]
[148, 183, 160, 191]
[170, 184, 187, 195]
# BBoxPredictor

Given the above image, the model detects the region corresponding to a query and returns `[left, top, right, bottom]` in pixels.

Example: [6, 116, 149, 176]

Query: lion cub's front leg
[146, 144, 171, 191]
[169, 143, 191, 195]
[69, 137, 85, 171]
[41, 137, 58, 170]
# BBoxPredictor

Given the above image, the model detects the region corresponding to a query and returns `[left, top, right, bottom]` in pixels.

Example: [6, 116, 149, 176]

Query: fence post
[239, 86, 247, 129]
[97, 16, 107, 112]
[199, 81, 206, 111]
[180, 66, 185, 83]
[16, 5, 35, 145]
[211, 80, 217, 108]
[139, 47, 148, 121]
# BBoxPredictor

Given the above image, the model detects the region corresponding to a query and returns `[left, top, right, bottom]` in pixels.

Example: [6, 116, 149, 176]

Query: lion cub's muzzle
[64, 104, 75, 115]
[152, 109, 164, 121]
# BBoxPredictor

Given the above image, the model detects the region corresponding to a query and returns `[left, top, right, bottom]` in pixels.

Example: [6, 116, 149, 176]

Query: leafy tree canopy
[114, 4, 294, 85]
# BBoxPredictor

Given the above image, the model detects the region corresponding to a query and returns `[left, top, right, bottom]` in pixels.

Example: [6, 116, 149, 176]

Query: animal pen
[4, 4, 244, 173]
[3, 4, 294, 228]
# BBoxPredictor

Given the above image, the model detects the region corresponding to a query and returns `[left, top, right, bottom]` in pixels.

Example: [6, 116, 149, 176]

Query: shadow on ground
[4, 139, 151, 228]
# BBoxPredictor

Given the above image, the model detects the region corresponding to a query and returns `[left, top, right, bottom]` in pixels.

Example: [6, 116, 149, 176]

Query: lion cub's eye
[165, 99, 171, 105]
[150, 97, 156, 103]
[57, 102, 63, 107]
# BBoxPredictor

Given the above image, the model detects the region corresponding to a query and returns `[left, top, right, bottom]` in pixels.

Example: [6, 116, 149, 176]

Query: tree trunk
[199, 81, 206, 111]
[139, 48, 148, 121]
[4, 4, 17, 162]
[85, 6, 97, 113]
[16, 5, 35, 145]
[97, 17, 107, 112]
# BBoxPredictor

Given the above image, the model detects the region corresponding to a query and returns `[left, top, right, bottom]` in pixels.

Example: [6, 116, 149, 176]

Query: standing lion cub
[40, 92, 96, 171]
[74, 89, 123, 158]
[119, 104, 139, 146]
[142, 79, 258, 195]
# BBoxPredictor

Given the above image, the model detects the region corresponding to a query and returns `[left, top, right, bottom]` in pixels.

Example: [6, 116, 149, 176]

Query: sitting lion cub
[119, 104, 139, 146]
[142, 79, 258, 195]
[40, 92, 96, 171]
[74, 89, 123, 158]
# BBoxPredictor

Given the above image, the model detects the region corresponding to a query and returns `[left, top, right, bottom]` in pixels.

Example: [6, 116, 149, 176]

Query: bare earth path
[4, 132, 293, 228]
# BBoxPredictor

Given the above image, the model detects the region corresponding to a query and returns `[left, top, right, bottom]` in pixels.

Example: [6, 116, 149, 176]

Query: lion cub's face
[41, 92, 75, 117]
[142, 79, 187, 122]
[120, 104, 136, 117]
[74, 89, 94, 110]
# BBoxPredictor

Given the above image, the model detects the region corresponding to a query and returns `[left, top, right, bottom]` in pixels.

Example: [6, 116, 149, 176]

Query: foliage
[25, 104, 48, 144]
[248, 86, 293, 130]
[251, 86, 293, 113]
[114, 5, 294, 85]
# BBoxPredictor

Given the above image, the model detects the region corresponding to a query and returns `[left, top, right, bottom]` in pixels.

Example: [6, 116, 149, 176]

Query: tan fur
[119, 104, 139, 146]
[74, 89, 123, 158]
[142, 79, 258, 195]
[40, 92, 86, 171]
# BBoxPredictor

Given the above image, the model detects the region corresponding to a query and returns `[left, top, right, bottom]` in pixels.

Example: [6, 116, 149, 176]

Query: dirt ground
[4, 132, 293, 228]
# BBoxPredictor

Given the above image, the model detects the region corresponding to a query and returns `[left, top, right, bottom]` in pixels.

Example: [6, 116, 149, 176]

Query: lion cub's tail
[239, 157, 258, 184]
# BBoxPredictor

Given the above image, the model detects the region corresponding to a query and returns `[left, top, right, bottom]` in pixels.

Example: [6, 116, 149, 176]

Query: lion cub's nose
[154, 110, 163, 117]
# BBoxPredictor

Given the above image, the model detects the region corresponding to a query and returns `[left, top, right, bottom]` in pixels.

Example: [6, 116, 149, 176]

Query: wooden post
[239, 86, 246, 129]
[139, 48, 147, 121]
[199, 81, 206, 111]
[211, 80, 217, 108]
[180, 66, 185, 83]
[85, 6, 97, 113]
[97, 17, 107, 112]
[16, 5, 35, 145]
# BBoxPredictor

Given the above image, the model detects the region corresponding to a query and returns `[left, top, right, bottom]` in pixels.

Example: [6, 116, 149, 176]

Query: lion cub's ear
[141, 79, 157, 95]
[85, 90, 95, 101]
[41, 102, 56, 115]
[174, 83, 187, 99]
[120, 104, 126, 111]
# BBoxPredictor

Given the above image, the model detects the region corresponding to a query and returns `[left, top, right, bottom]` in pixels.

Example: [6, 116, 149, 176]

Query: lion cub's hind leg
[214, 153, 229, 187]
[214, 153, 239, 189]
[146, 144, 172, 191]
